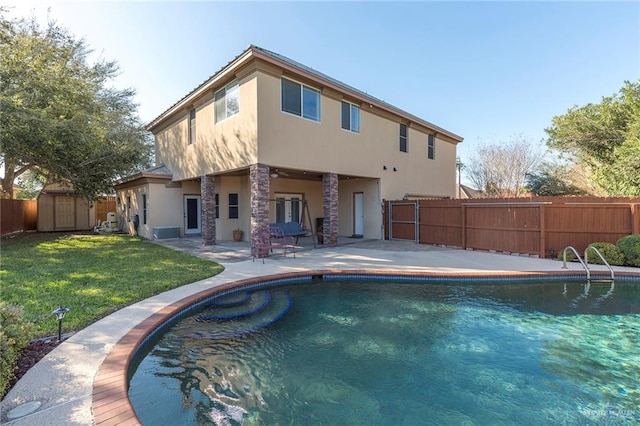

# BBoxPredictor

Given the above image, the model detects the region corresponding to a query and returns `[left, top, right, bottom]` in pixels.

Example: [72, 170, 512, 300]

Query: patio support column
[323, 172, 338, 247]
[250, 163, 270, 256]
[201, 175, 216, 246]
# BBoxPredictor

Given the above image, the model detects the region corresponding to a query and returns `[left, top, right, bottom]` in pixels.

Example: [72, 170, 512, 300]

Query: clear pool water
[129, 279, 640, 425]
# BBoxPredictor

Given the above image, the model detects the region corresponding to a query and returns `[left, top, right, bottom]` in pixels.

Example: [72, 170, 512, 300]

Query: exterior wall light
[52, 307, 70, 341]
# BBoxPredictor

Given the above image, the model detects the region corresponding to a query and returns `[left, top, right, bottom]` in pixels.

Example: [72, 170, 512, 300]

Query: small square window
[341, 101, 360, 133]
[281, 78, 320, 122]
[215, 82, 239, 123]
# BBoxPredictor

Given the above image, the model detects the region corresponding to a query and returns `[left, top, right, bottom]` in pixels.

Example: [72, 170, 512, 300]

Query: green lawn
[1, 233, 224, 336]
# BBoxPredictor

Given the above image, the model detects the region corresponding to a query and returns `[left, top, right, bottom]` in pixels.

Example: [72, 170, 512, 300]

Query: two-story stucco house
[116, 45, 463, 250]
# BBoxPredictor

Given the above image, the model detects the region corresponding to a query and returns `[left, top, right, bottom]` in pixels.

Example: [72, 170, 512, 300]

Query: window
[341, 101, 360, 133]
[228, 193, 239, 219]
[400, 123, 407, 152]
[142, 194, 147, 224]
[214, 82, 239, 123]
[189, 108, 196, 144]
[126, 195, 131, 221]
[281, 78, 320, 121]
[428, 134, 435, 159]
[215, 193, 219, 219]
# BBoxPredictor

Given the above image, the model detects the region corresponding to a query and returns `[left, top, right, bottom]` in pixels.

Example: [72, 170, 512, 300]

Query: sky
[5, 1, 640, 175]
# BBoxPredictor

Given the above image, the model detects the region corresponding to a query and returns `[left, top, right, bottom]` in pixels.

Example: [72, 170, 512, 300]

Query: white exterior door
[184, 195, 201, 234]
[275, 193, 302, 223]
[354, 192, 364, 236]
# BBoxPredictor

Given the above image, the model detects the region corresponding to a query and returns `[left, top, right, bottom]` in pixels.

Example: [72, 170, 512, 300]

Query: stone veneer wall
[323, 173, 338, 247]
[201, 175, 216, 245]
[250, 163, 270, 256]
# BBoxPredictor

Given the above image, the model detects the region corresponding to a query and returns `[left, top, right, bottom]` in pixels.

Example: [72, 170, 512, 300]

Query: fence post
[461, 204, 466, 249]
[415, 201, 419, 244]
[632, 204, 639, 235]
[539, 203, 546, 259]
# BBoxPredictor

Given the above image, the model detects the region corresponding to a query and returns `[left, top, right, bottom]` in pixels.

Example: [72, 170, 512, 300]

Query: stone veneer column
[323, 173, 339, 247]
[201, 175, 216, 246]
[250, 163, 270, 256]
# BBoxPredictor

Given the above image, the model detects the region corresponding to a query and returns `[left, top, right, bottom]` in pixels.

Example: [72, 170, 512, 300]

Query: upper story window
[399, 123, 408, 152]
[281, 77, 320, 122]
[341, 101, 360, 133]
[189, 108, 196, 144]
[428, 134, 435, 159]
[215, 82, 239, 123]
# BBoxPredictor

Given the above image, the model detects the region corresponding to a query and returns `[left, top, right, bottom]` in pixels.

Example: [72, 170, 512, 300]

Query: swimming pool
[128, 276, 640, 425]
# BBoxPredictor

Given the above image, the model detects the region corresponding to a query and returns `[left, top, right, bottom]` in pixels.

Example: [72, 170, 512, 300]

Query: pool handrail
[562, 246, 591, 281]
[562, 245, 615, 282]
[584, 245, 615, 282]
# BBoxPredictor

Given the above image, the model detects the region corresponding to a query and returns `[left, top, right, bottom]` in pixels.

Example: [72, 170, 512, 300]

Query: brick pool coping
[92, 269, 639, 425]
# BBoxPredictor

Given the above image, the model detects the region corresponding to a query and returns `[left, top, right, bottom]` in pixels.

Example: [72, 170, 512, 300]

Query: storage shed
[37, 182, 96, 232]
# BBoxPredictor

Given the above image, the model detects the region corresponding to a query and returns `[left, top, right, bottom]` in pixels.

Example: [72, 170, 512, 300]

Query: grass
[1, 232, 224, 337]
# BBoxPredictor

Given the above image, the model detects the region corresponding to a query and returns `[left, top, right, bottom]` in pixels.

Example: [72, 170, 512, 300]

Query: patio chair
[269, 225, 296, 258]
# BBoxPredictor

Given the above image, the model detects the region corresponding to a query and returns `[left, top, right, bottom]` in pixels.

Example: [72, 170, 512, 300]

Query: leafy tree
[0, 11, 152, 200]
[545, 80, 640, 196]
[14, 168, 46, 199]
[525, 161, 586, 196]
[466, 136, 543, 197]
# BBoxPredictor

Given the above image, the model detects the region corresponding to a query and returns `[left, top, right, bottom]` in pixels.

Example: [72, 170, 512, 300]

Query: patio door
[275, 193, 302, 223]
[184, 195, 201, 234]
[353, 192, 364, 236]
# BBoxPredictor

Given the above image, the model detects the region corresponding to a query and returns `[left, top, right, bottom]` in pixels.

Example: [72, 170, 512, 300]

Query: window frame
[428, 134, 435, 159]
[341, 101, 360, 133]
[142, 194, 147, 224]
[214, 81, 240, 123]
[214, 193, 219, 219]
[281, 77, 321, 122]
[400, 123, 408, 153]
[228, 193, 239, 219]
[189, 108, 196, 144]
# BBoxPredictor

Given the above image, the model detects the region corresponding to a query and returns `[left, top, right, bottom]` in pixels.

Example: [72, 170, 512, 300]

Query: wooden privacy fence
[384, 197, 640, 258]
[1, 199, 37, 235]
[1, 197, 116, 236]
[95, 196, 116, 223]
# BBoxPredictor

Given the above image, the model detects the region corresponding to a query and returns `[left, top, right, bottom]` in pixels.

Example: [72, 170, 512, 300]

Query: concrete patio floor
[1, 239, 639, 425]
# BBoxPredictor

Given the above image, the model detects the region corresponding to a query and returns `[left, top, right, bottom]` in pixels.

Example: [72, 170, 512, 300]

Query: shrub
[617, 234, 640, 267]
[0, 303, 34, 399]
[585, 242, 626, 266]
[557, 248, 577, 262]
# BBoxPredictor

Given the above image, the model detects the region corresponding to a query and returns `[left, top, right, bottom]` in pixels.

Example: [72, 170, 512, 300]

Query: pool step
[191, 289, 293, 339]
[196, 290, 271, 321]
[207, 291, 251, 308]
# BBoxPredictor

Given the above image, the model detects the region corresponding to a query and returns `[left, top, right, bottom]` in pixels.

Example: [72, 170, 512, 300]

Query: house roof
[146, 45, 463, 142]
[458, 184, 484, 199]
[116, 164, 173, 185]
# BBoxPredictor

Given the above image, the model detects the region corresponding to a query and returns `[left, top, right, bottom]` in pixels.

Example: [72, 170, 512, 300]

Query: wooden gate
[388, 201, 418, 242]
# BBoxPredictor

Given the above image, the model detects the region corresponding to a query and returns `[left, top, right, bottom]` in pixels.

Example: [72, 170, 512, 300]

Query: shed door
[55, 196, 75, 229]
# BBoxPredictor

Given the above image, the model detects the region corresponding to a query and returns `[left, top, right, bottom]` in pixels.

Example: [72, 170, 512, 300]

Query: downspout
[378, 179, 384, 240]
